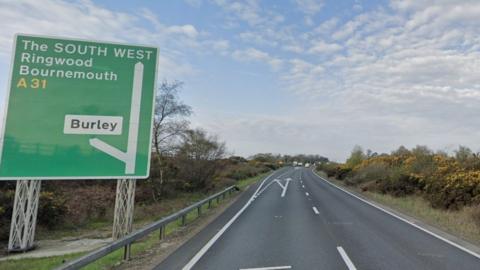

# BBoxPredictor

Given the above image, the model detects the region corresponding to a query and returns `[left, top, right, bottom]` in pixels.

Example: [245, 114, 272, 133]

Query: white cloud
[232, 48, 283, 70]
[313, 17, 339, 35]
[294, 0, 324, 15]
[213, 0, 263, 26]
[238, 32, 278, 47]
[294, 0, 324, 27]
[0, 0, 231, 80]
[282, 44, 304, 53]
[258, 1, 480, 159]
[308, 41, 342, 54]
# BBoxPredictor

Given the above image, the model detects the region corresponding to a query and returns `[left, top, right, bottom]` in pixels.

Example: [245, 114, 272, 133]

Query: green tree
[346, 145, 365, 168]
[455, 145, 473, 164]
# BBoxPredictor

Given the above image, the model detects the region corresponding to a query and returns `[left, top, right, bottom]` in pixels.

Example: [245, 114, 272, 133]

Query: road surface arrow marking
[275, 178, 291, 198]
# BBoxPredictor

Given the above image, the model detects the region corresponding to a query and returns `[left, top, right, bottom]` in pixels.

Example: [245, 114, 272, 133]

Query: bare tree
[149, 81, 192, 201]
[153, 81, 192, 156]
[176, 129, 226, 190]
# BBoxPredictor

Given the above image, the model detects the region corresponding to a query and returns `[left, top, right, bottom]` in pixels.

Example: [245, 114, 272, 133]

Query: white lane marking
[312, 206, 319, 215]
[305, 192, 309, 196]
[240, 266, 292, 270]
[311, 170, 480, 260]
[337, 246, 357, 270]
[275, 178, 291, 198]
[255, 179, 278, 197]
[255, 172, 292, 198]
[302, 185, 305, 188]
[182, 170, 289, 270]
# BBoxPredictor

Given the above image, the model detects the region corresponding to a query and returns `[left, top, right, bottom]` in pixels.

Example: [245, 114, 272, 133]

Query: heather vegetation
[318, 145, 480, 226]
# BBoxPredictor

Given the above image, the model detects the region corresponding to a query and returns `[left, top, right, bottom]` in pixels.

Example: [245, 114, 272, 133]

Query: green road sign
[0, 34, 158, 180]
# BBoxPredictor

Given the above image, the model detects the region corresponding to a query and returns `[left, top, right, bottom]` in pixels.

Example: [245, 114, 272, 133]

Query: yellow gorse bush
[348, 151, 480, 209]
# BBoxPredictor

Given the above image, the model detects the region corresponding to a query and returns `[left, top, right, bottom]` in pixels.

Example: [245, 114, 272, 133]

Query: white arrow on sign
[90, 62, 144, 174]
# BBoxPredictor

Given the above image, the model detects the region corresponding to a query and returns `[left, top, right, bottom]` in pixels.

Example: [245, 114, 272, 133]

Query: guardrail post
[197, 206, 202, 216]
[159, 225, 165, 240]
[216, 196, 220, 203]
[181, 215, 186, 226]
[208, 200, 212, 209]
[123, 244, 131, 261]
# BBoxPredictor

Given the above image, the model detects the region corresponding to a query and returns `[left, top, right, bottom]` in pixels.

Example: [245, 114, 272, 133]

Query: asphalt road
[155, 167, 480, 270]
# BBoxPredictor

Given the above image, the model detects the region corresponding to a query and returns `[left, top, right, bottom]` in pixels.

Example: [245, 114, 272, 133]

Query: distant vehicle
[305, 163, 310, 168]
[297, 162, 303, 167]
[293, 161, 298, 166]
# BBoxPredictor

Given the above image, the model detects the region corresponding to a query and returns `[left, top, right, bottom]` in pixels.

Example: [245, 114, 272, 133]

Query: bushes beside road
[317, 145, 480, 225]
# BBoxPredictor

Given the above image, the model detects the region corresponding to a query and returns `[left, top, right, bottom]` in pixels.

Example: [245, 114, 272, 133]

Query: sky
[1, 0, 480, 161]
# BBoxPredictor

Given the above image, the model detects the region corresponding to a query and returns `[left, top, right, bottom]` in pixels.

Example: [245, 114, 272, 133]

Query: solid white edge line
[311, 170, 480, 260]
[240, 266, 292, 270]
[312, 206, 319, 215]
[182, 169, 291, 269]
[337, 246, 357, 270]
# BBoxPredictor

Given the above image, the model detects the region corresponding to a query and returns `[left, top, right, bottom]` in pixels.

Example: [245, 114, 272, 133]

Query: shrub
[0, 189, 14, 241]
[425, 171, 480, 210]
[38, 192, 68, 229]
[378, 173, 423, 197]
[347, 162, 389, 186]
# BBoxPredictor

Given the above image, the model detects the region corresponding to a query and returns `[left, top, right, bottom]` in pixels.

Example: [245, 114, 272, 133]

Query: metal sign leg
[112, 179, 136, 240]
[8, 180, 42, 252]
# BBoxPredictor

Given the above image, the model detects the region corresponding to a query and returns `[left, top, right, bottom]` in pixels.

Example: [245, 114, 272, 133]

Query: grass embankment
[0, 172, 270, 270]
[321, 171, 480, 245]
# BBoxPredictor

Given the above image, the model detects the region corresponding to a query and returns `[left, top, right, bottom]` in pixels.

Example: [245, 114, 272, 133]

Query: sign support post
[112, 179, 136, 260]
[8, 180, 41, 252]
[112, 179, 136, 238]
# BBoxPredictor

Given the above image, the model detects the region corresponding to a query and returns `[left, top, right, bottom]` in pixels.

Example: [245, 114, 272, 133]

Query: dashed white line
[240, 266, 292, 270]
[337, 246, 357, 270]
[312, 206, 319, 215]
[305, 192, 309, 196]
[302, 185, 305, 188]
